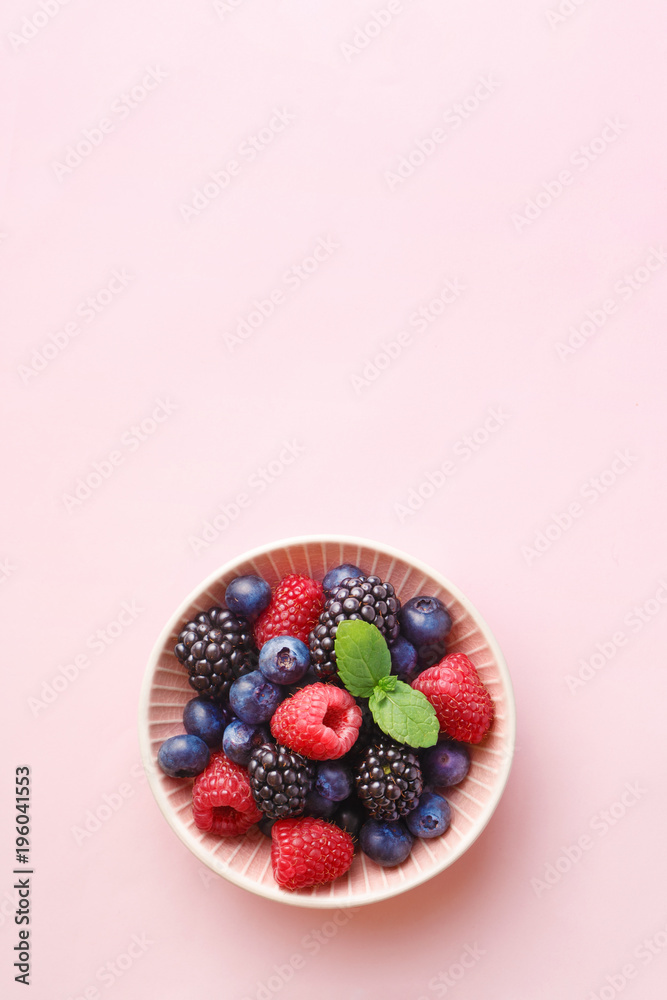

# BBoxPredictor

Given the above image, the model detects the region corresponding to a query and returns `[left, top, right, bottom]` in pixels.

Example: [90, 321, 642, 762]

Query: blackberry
[308, 575, 401, 681]
[354, 738, 423, 821]
[248, 743, 315, 819]
[174, 607, 257, 702]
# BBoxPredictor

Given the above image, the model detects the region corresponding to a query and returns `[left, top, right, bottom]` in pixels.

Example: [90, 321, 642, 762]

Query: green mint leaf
[334, 620, 391, 698]
[369, 680, 440, 748]
[376, 674, 398, 693]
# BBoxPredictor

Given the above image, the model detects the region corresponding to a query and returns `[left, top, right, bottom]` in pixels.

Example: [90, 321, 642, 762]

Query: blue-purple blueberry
[315, 762, 353, 802]
[222, 718, 271, 766]
[182, 697, 229, 748]
[322, 564, 364, 594]
[258, 816, 275, 838]
[157, 734, 210, 778]
[334, 800, 365, 837]
[390, 635, 420, 683]
[258, 635, 310, 685]
[421, 738, 470, 787]
[304, 789, 338, 819]
[291, 668, 321, 690]
[224, 575, 272, 621]
[399, 595, 452, 646]
[417, 640, 447, 672]
[405, 791, 451, 838]
[359, 819, 414, 866]
[229, 670, 283, 724]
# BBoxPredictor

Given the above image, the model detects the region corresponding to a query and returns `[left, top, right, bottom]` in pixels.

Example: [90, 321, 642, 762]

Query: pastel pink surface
[140, 537, 514, 906]
[3, 1, 667, 998]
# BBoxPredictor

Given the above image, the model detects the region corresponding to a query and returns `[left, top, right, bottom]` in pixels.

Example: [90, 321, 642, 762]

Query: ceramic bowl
[138, 535, 515, 908]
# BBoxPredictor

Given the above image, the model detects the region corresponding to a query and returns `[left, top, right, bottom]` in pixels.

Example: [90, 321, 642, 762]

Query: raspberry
[412, 653, 494, 744]
[271, 817, 354, 891]
[192, 751, 262, 836]
[270, 683, 362, 761]
[254, 575, 324, 648]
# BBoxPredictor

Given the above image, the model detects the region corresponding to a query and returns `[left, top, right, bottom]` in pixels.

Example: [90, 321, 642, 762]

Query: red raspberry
[270, 683, 362, 760]
[192, 751, 262, 836]
[271, 816, 354, 891]
[412, 653, 494, 744]
[253, 574, 324, 648]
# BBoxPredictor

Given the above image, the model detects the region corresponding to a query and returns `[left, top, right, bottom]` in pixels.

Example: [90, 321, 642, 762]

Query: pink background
[2, 1, 667, 998]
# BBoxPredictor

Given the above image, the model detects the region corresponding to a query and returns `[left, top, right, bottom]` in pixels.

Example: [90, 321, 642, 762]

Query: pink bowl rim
[138, 534, 516, 908]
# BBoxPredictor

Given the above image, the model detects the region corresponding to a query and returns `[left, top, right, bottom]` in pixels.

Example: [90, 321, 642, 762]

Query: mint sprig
[334, 620, 439, 748]
[334, 619, 391, 697]
[369, 682, 439, 747]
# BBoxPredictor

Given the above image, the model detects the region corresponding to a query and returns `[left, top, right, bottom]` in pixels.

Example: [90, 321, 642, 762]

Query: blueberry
[322, 564, 363, 594]
[315, 762, 353, 802]
[291, 668, 321, 690]
[229, 670, 283, 724]
[258, 815, 275, 838]
[304, 789, 338, 819]
[334, 800, 365, 837]
[359, 819, 414, 866]
[222, 718, 271, 766]
[389, 635, 420, 683]
[182, 697, 228, 748]
[421, 738, 470, 787]
[405, 791, 451, 838]
[157, 734, 210, 778]
[224, 575, 272, 621]
[399, 595, 452, 647]
[417, 640, 448, 671]
[258, 635, 310, 685]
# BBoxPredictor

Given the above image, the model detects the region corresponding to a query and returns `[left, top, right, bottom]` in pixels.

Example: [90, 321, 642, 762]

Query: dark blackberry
[174, 607, 257, 702]
[308, 575, 401, 681]
[248, 743, 315, 819]
[354, 738, 423, 821]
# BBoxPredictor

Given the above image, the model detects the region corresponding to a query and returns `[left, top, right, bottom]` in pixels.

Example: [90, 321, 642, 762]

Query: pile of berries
[157, 563, 494, 891]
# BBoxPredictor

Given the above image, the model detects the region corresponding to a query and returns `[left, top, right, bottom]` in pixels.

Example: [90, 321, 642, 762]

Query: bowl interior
[140, 536, 515, 907]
